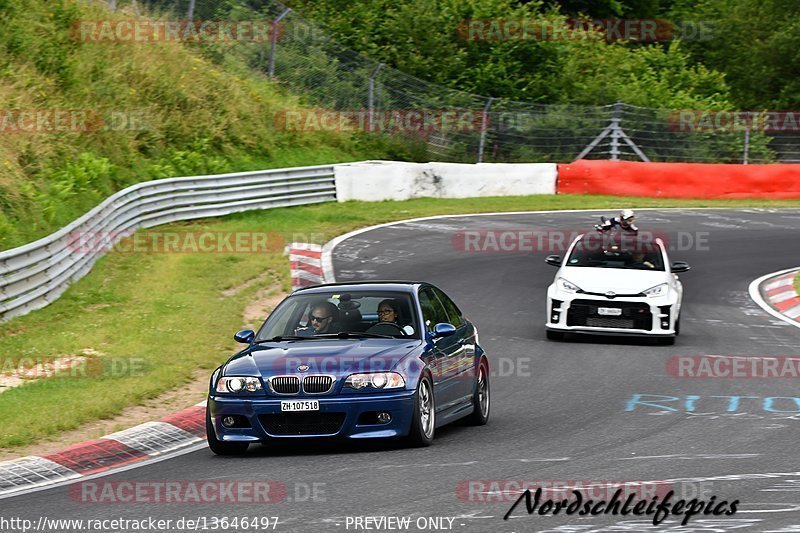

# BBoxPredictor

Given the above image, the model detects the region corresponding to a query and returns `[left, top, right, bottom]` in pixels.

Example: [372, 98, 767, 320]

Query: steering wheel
[366, 321, 406, 335]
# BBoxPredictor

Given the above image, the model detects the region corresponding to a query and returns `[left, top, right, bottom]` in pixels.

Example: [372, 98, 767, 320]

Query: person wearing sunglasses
[296, 301, 339, 336]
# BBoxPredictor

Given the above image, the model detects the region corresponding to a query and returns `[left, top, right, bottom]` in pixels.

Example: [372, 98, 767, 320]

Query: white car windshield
[565, 235, 665, 271]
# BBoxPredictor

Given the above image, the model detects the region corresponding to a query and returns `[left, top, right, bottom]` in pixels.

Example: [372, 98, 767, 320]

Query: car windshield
[255, 290, 420, 341]
[565, 235, 665, 271]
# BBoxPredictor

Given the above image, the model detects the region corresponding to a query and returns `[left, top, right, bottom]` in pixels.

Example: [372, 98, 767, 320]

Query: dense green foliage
[284, 0, 730, 109]
[285, 0, 799, 110]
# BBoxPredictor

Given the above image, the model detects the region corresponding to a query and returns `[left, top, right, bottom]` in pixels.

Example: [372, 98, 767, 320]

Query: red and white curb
[287, 242, 327, 289]
[762, 270, 800, 321]
[0, 402, 206, 498]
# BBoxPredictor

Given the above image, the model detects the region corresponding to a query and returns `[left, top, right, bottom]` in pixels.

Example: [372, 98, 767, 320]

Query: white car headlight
[642, 283, 668, 297]
[558, 277, 582, 292]
[344, 372, 405, 390]
[216, 376, 263, 393]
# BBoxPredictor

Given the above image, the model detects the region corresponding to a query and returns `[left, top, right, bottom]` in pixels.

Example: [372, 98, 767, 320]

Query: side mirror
[545, 255, 562, 267]
[671, 261, 690, 273]
[432, 323, 457, 339]
[234, 329, 255, 344]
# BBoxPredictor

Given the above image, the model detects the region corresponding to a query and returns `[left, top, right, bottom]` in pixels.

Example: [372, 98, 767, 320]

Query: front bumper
[546, 286, 679, 337]
[208, 390, 416, 442]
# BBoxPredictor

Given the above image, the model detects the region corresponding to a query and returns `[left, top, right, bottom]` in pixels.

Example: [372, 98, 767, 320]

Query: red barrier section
[557, 160, 800, 199]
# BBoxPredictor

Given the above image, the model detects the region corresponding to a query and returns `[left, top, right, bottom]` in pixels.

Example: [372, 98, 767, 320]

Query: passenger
[377, 298, 401, 324]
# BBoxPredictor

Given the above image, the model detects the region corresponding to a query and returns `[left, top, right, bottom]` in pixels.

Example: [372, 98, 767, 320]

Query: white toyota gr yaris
[545, 233, 690, 345]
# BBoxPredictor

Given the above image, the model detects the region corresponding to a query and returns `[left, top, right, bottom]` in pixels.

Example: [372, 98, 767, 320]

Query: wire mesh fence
[90, 0, 800, 164]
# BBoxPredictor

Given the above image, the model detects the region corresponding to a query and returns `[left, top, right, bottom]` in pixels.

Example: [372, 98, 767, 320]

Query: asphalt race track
[3, 208, 800, 533]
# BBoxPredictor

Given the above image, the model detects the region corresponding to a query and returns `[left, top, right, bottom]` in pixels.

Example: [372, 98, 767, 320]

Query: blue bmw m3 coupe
[206, 281, 490, 454]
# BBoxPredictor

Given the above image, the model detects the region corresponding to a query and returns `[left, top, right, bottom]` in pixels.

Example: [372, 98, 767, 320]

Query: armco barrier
[558, 160, 800, 199]
[335, 161, 557, 201]
[0, 165, 337, 322]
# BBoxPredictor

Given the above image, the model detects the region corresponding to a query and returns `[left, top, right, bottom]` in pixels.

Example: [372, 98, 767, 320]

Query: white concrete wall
[334, 161, 557, 201]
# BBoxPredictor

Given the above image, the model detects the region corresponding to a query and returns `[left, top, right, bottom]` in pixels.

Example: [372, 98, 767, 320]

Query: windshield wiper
[314, 332, 396, 339]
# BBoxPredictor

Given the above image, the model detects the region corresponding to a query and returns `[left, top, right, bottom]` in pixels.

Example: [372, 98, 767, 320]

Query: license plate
[281, 400, 319, 412]
[598, 307, 622, 316]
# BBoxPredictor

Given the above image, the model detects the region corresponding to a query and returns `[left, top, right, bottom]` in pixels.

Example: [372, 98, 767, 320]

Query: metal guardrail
[0, 164, 338, 322]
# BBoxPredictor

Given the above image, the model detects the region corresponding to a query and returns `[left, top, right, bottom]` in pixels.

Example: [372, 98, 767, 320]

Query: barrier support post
[268, 8, 292, 78]
[368, 63, 384, 132]
[477, 97, 494, 163]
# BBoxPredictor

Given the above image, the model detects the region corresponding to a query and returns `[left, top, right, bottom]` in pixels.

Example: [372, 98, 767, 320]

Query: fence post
[610, 101, 622, 161]
[268, 8, 292, 78]
[743, 123, 750, 164]
[187, 0, 196, 20]
[109, 0, 116, 11]
[368, 63, 384, 132]
[477, 97, 494, 163]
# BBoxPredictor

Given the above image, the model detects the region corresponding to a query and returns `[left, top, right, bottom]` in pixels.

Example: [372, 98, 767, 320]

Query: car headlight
[216, 376, 263, 393]
[558, 277, 582, 293]
[642, 283, 668, 297]
[344, 372, 405, 390]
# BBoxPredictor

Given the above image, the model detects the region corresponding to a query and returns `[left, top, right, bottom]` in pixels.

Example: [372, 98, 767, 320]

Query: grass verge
[1, 194, 799, 451]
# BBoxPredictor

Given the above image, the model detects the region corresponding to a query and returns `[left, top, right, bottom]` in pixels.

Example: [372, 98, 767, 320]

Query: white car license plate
[598, 307, 622, 316]
[281, 400, 319, 412]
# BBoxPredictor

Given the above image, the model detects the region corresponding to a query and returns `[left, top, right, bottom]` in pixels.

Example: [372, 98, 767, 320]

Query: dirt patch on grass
[242, 285, 287, 330]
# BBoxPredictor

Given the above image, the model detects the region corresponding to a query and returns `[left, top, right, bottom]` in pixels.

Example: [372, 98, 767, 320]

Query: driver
[295, 301, 338, 336]
[629, 251, 655, 269]
[595, 209, 638, 235]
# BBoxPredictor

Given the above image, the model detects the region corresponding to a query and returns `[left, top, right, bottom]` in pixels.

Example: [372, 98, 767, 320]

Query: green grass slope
[0, 0, 394, 249]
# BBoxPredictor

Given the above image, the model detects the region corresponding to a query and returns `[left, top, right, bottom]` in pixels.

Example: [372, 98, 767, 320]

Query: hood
[558, 266, 670, 293]
[224, 339, 423, 378]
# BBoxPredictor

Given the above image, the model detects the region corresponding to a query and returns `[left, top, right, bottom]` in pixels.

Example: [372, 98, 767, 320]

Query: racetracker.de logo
[0, 109, 149, 133]
[668, 355, 800, 378]
[668, 111, 800, 133]
[72, 19, 282, 43]
[456, 18, 712, 42]
[69, 481, 287, 504]
[67, 230, 285, 254]
[456, 480, 672, 502]
[451, 229, 709, 253]
[273, 110, 486, 135]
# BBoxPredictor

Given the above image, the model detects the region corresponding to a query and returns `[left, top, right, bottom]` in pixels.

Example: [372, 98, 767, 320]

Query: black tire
[546, 330, 565, 341]
[206, 408, 249, 456]
[463, 359, 490, 426]
[406, 375, 435, 447]
[674, 315, 681, 336]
